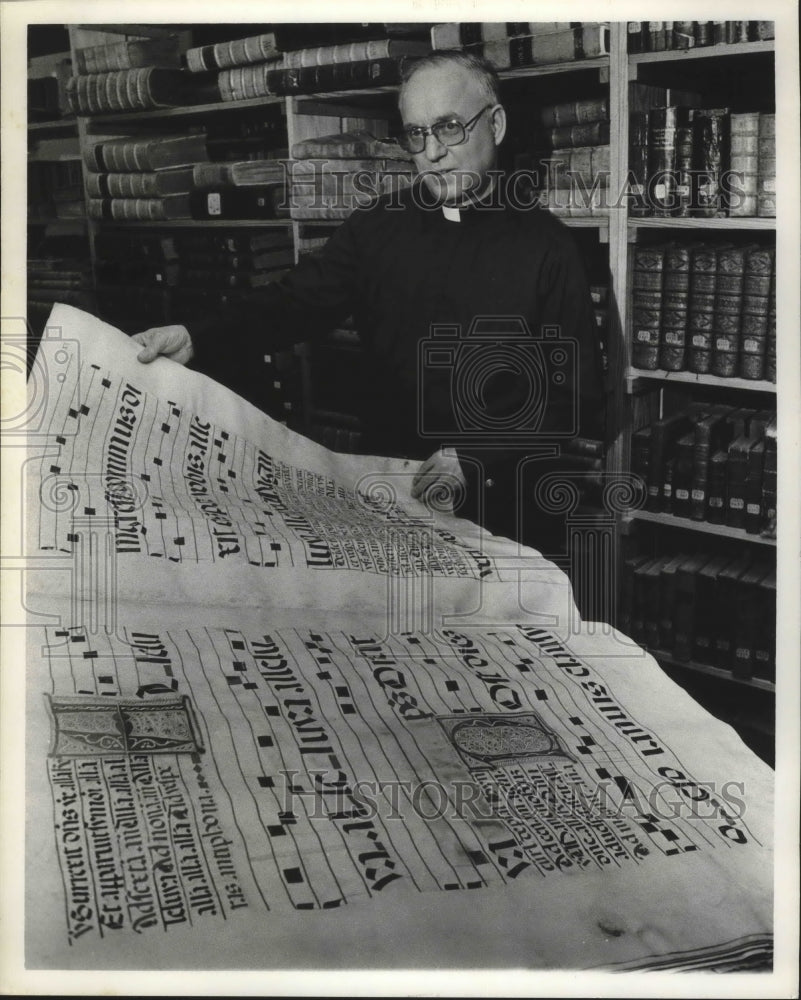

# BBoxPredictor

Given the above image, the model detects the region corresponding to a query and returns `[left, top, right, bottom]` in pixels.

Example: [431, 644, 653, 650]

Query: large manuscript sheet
[22, 305, 773, 972]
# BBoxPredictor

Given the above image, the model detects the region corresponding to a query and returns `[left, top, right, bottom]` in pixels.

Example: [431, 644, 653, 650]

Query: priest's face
[399, 63, 506, 207]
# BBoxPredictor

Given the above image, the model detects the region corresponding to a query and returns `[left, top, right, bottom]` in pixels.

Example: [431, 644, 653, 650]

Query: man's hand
[411, 447, 465, 511]
[131, 325, 194, 366]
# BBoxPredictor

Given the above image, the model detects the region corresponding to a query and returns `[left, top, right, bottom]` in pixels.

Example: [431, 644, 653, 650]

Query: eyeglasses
[397, 104, 495, 155]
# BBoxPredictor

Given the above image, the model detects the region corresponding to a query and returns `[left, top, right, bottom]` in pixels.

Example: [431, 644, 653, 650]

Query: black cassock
[195, 178, 606, 557]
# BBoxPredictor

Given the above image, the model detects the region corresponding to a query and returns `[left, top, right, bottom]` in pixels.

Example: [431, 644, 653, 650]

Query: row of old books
[28, 60, 73, 121]
[511, 161, 609, 218]
[727, 113, 776, 218]
[28, 160, 85, 222]
[630, 108, 775, 218]
[67, 25, 433, 112]
[64, 20, 611, 112]
[627, 20, 774, 53]
[65, 65, 213, 115]
[27, 247, 95, 343]
[430, 22, 610, 69]
[84, 124, 286, 170]
[533, 148, 610, 212]
[632, 403, 777, 536]
[65, 57, 417, 112]
[552, 436, 607, 503]
[286, 131, 414, 220]
[73, 23, 433, 75]
[631, 241, 776, 381]
[93, 229, 292, 333]
[220, 57, 417, 100]
[519, 184, 608, 218]
[508, 95, 609, 218]
[190, 159, 290, 221]
[83, 131, 294, 221]
[95, 226, 305, 426]
[184, 23, 432, 71]
[292, 236, 364, 448]
[212, 30, 430, 99]
[86, 186, 290, 222]
[26, 231, 93, 343]
[286, 163, 413, 219]
[533, 95, 609, 148]
[206, 32, 429, 101]
[27, 256, 94, 310]
[632, 108, 775, 218]
[620, 547, 775, 682]
[93, 228, 294, 294]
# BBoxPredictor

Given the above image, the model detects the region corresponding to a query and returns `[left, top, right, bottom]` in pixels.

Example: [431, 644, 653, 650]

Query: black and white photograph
[1, 0, 798, 995]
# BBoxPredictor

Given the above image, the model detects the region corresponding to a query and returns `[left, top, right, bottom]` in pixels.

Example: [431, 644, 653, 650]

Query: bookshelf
[614, 30, 777, 746]
[25, 21, 778, 745]
[626, 369, 776, 392]
[28, 118, 79, 138]
[93, 219, 293, 229]
[646, 649, 775, 693]
[84, 94, 284, 128]
[623, 509, 776, 546]
[629, 216, 775, 231]
[499, 56, 610, 80]
[27, 26, 95, 347]
[628, 39, 774, 67]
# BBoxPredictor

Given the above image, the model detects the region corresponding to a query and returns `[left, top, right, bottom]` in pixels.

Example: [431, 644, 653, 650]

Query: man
[134, 50, 605, 556]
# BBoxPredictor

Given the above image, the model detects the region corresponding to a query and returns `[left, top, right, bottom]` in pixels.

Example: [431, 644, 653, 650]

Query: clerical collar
[440, 177, 499, 222]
